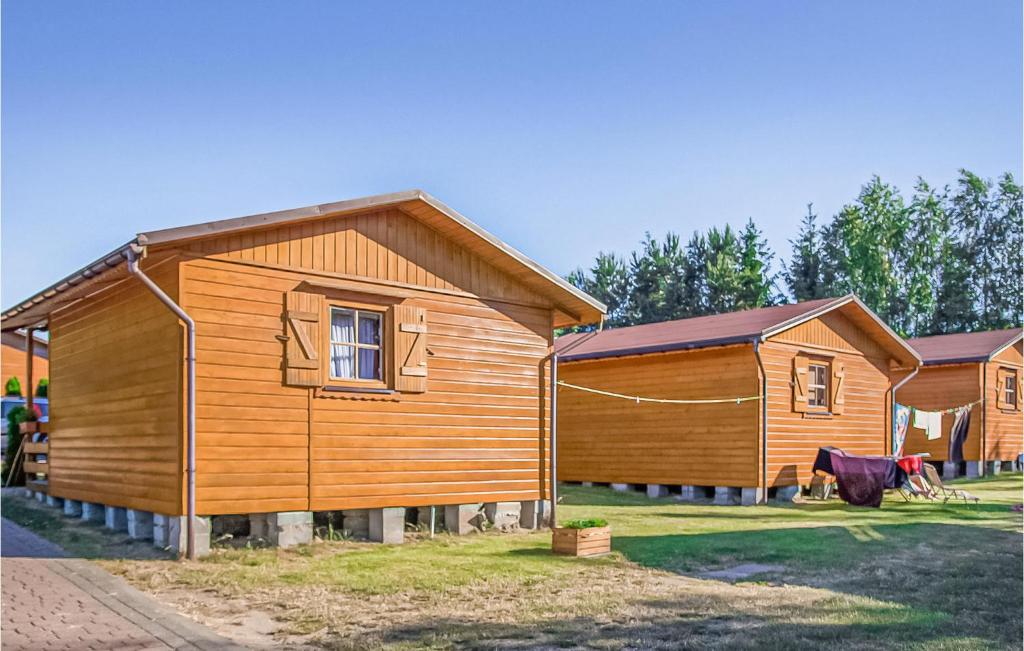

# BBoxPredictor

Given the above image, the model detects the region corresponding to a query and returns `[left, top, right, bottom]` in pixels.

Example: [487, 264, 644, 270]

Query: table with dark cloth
[812, 448, 908, 508]
[811, 446, 841, 476]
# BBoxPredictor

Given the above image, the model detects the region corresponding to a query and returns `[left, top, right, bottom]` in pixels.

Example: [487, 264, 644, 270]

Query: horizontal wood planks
[985, 342, 1023, 461]
[48, 259, 183, 515]
[557, 345, 760, 487]
[1, 337, 48, 395]
[183, 238, 554, 514]
[898, 364, 982, 462]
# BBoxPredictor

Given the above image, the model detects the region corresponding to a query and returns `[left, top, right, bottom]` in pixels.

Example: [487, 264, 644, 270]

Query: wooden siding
[47, 258, 183, 515]
[1, 336, 48, 396]
[985, 341, 1023, 461]
[898, 364, 982, 462]
[556, 345, 761, 488]
[181, 223, 554, 515]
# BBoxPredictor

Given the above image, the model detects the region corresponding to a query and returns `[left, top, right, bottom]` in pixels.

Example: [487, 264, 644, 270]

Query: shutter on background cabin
[1016, 372, 1022, 409]
[830, 361, 845, 415]
[391, 304, 427, 393]
[283, 291, 323, 387]
[995, 369, 1008, 410]
[792, 356, 809, 413]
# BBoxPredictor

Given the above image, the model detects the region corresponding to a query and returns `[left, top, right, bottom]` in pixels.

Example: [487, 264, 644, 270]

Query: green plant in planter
[4, 376, 22, 397]
[35, 378, 48, 398]
[560, 518, 608, 529]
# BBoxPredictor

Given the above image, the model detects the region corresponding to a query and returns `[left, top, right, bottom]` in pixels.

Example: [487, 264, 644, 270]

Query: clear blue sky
[3, 1, 1021, 307]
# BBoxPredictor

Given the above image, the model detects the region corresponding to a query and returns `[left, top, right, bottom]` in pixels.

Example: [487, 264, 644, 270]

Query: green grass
[3, 474, 1021, 650]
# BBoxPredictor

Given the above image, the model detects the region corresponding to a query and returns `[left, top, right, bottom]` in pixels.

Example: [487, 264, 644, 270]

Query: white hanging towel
[925, 411, 943, 440]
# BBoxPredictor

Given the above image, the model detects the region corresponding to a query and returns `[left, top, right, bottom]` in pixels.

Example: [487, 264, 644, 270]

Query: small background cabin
[1, 331, 48, 396]
[901, 328, 1023, 476]
[0, 190, 604, 552]
[554, 296, 920, 504]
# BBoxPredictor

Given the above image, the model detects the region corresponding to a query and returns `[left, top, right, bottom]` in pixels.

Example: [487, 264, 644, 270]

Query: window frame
[1003, 368, 1018, 410]
[325, 303, 387, 388]
[806, 360, 831, 412]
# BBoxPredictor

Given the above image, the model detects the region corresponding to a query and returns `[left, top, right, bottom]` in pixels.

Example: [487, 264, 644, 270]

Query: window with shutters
[328, 307, 383, 382]
[1003, 369, 1018, 410]
[807, 362, 830, 410]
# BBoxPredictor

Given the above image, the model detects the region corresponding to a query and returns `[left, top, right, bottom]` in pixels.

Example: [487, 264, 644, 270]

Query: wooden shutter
[283, 291, 324, 387]
[831, 361, 846, 415]
[1016, 371, 1022, 410]
[995, 369, 1008, 410]
[391, 304, 427, 393]
[792, 356, 809, 413]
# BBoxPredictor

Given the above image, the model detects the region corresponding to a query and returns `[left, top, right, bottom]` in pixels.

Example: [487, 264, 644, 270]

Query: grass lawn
[3, 474, 1021, 650]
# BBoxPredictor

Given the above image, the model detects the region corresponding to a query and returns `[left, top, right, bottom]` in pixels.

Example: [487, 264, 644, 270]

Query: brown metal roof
[908, 328, 1023, 365]
[2, 190, 606, 331]
[556, 294, 921, 366]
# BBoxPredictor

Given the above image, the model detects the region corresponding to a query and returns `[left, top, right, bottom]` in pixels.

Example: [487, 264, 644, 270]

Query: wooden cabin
[554, 296, 920, 504]
[901, 328, 1023, 476]
[1, 331, 48, 396]
[0, 190, 605, 552]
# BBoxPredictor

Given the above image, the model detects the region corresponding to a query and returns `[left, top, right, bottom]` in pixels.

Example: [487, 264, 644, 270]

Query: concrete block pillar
[81, 502, 104, 523]
[519, 500, 550, 529]
[965, 461, 983, 478]
[677, 486, 698, 502]
[45, 495, 64, 509]
[986, 460, 1001, 476]
[63, 499, 82, 518]
[154, 514, 210, 557]
[942, 462, 959, 480]
[740, 488, 760, 506]
[368, 507, 405, 544]
[104, 506, 128, 532]
[713, 487, 739, 506]
[35, 491, 45, 503]
[582, 482, 594, 487]
[127, 510, 154, 541]
[611, 483, 631, 492]
[267, 512, 313, 548]
[646, 484, 669, 499]
[775, 485, 800, 502]
[444, 503, 483, 535]
[484, 502, 522, 530]
[341, 509, 370, 539]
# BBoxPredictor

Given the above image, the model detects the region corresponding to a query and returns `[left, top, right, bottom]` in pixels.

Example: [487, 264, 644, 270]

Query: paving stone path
[1, 517, 247, 650]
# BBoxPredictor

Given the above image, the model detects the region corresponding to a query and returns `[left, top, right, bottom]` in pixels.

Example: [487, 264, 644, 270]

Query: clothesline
[899, 397, 984, 415]
[556, 380, 761, 405]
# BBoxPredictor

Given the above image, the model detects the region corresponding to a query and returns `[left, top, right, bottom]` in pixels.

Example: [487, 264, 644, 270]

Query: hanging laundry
[948, 406, 971, 464]
[912, 409, 943, 440]
[893, 404, 911, 456]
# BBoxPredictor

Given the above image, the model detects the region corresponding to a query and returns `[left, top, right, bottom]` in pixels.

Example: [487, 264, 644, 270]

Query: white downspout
[126, 245, 197, 560]
[891, 366, 919, 455]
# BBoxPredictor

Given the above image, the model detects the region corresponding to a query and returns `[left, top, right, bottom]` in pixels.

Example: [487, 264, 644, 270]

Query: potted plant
[552, 518, 611, 557]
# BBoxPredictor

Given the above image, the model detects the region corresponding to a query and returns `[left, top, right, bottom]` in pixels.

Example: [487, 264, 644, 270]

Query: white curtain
[331, 310, 355, 378]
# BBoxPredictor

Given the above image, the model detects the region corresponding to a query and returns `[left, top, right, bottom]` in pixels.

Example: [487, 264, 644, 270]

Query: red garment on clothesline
[896, 456, 924, 475]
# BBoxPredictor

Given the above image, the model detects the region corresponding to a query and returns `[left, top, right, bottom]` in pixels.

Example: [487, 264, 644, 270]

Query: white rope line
[556, 380, 761, 405]
[900, 397, 984, 415]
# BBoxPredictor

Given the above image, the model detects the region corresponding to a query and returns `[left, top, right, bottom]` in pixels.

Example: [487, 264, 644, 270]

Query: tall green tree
[704, 225, 743, 313]
[903, 179, 948, 335]
[786, 205, 827, 302]
[737, 218, 780, 308]
[567, 251, 631, 330]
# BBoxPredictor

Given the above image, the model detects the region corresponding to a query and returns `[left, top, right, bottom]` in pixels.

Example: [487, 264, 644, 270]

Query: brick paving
[1, 517, 246, 650]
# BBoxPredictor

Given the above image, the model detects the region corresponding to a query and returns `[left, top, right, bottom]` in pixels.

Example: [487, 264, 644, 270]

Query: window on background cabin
[1006, 370, 1018, 409]
[808, 362, 829, 409]
[329, 307, 382, 382]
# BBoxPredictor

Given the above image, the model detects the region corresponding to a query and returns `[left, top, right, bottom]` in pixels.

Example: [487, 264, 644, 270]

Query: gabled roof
[908, 328, 1023, 366]
[2, 190, 606, 331]
[556, 294, 921, 367]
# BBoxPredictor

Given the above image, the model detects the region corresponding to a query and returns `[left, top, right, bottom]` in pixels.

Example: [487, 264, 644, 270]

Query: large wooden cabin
[901, 328, 1023, 476]
[0, 190, 605, 553]
[554, 296, 920, 504]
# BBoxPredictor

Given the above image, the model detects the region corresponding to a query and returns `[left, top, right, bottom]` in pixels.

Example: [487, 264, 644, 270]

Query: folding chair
[922, 464, 979, 505]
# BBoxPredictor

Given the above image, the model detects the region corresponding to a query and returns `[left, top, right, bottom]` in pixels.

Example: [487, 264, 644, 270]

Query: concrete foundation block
[46, 495, 64, 509]
[445, 503, 483, 535]
[368, 507, 405, 544]
[484, 502, 522, 530]
[63, 499, 82, 518]
[775, 485, 800, 502]
[582, 481, 594, 487]
[127, 510, 154, 541]
[169, 515, 211, 557]
[105, 506, 128, 532]
[81, 502, 104, 523]
[677, 485, 698, 501]
[942, 462, 959, 480]
[646, 484, 669, 499]
[268, 511, 313, 548]
[519, 500, 550, 529]
[986, 461, 1001, 475]
[341, 509, 370, 539]
[965, 461, 983, 478]
[35, 491, 45, 503]
[611, 483, 631, 492]
[713, 487, 740, 506]
[740, 488, 760, 506]
[22, 487, 32, 499]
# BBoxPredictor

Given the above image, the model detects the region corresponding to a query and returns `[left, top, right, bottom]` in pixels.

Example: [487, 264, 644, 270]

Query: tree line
[568, 170, 1022, 337]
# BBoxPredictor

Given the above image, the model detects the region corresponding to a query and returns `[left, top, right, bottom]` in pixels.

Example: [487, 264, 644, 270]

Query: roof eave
[559, 334, 758, 363]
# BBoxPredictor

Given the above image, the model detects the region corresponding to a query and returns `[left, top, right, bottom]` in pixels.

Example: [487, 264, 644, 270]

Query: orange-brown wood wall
[898, 364, 982, 462]
[47, 258, 183, 515]
[1, 335, 49, 396]
[986, 342, 1023, 462]
[177, 207, 555, 516]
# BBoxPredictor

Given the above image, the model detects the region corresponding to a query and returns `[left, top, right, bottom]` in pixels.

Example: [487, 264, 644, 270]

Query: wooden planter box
[18, 421, 41, 435]
[552, 526, 611, 557]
